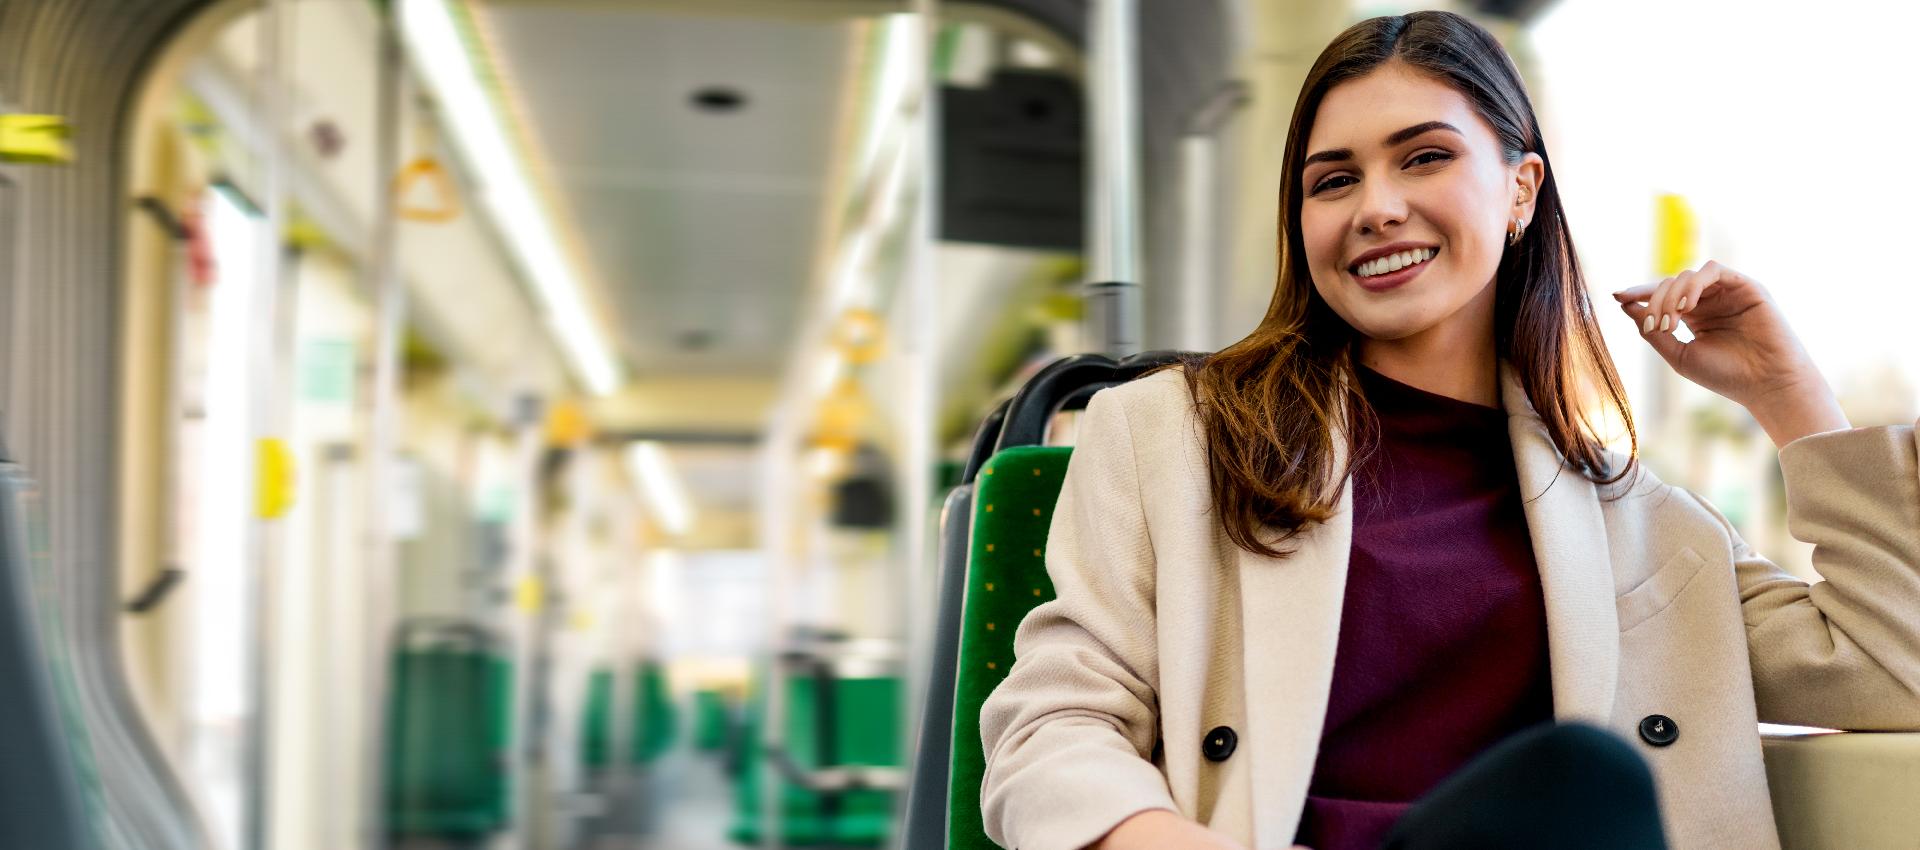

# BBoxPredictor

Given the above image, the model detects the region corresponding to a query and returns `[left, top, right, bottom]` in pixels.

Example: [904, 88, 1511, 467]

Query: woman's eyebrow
[1304, 121, 1464, 167]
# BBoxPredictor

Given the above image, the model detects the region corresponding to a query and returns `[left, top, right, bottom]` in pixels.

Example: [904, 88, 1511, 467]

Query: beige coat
[978, 365, 1920, 850]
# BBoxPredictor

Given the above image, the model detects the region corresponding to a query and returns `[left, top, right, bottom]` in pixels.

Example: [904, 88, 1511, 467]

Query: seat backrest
[947, 445, 1073, 850]
[385, 620, 513, 837]
[631, 659, 678, 764]
[901, 483, 976, 848]
[0, 459, 92, 849]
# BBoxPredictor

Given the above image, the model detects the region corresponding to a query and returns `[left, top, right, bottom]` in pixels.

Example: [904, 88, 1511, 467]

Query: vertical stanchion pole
[892, 1, 938, 848]
[1178, 134, 1215, 352]
[245, 0, 292, 846]
[1085, 0, 1143, 358]
[1178, 83, 1248, 352]
[360, 16, 408, 850]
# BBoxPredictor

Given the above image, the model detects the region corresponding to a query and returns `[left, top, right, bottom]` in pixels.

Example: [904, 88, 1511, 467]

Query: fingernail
[1677, 296, 1688, 311]
[1642, 314, 1655, 333]
[1659, 314, 1672, 332]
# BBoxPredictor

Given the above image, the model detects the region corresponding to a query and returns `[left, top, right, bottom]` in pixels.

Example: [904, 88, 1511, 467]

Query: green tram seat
[729, 664, 903, 846]
[581, 659, 678, 771]
[384, 619, 514, 838]
[633, 659, 678, 765]
[693, 688, 734, 753]
[582, 667, 615, 769]
[728, 673, 901, 846]
[899, 351, 1190, 850]
[947, 446, 1071, 850]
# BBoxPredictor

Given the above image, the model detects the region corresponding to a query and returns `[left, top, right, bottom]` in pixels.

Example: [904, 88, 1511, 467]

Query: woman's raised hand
[1611, 260, 1849, 447]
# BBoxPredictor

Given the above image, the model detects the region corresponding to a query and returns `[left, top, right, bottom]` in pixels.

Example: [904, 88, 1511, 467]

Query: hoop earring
[1507, 217, 1528, 247]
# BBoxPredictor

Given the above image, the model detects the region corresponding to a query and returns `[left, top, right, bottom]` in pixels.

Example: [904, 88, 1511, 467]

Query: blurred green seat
[385, 620, 513, 838]
[729, 670, 902, 846]
[582, 667, 615, 769]
[694, 688, 733, 753]
[632, 660, 677, 765]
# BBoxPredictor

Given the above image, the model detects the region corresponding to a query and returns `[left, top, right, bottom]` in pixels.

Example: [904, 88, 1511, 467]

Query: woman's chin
[1349, 317, 1432, 343]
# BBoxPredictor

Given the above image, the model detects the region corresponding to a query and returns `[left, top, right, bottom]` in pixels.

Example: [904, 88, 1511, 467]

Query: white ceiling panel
[478, 2, 855, 379]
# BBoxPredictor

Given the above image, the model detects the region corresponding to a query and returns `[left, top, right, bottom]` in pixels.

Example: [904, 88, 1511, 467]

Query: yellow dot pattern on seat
[949, 445, 1072, 850]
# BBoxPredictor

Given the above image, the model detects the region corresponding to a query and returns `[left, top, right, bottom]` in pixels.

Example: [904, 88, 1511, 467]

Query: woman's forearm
[1089, 809, 1248, 850]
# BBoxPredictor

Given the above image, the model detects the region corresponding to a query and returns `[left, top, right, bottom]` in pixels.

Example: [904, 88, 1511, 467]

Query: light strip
[398, 0, 623, 395]
[625, 441, 694, 535]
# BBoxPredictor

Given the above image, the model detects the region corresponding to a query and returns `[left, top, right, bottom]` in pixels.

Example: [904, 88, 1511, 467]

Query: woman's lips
[1351, 249, 1436, 293]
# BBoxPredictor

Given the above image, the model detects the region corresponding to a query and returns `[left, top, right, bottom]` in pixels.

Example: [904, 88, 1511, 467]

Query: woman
[976, 10, 1920, 850]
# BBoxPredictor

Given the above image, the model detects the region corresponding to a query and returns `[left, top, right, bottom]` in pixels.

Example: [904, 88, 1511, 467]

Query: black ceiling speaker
[940, 69, 1085, 251]
[690, 86, 748, 113]
[830, 445, 894, 530]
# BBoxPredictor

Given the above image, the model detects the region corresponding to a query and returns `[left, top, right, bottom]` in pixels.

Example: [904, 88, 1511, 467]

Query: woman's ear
[1514, 152, 1546, 223]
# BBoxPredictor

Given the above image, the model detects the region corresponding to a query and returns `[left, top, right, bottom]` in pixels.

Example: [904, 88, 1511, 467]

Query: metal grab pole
[1085, 0, 1144, 358]
[1178, 82, 1249, 352]
[246, 0, 293, 846]
[360, 17, 408, 850]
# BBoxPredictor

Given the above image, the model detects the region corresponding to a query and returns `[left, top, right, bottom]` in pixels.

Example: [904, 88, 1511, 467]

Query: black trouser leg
[1381, 722, 1668, 850]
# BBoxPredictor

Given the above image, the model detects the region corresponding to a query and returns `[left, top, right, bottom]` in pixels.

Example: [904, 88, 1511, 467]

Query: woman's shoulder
[1082, 367, 1206, 456]
[1087, 367, 1200, 426]
[1092, 366, 1194, 411]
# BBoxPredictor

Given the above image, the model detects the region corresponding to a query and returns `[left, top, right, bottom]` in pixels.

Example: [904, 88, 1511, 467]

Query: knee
[1519, 722, 1657, 791]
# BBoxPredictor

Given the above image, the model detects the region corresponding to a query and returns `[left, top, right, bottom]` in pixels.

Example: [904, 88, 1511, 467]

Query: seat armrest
[1762, 728, 1920, 849]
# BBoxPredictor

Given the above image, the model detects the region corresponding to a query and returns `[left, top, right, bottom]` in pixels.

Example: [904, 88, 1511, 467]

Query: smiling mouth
[1350, 247, 1439, 279]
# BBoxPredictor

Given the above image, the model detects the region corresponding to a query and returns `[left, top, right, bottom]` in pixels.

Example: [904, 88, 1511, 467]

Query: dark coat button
[1201, 726, 1237, 762]
[1639, 714, 1679, 747]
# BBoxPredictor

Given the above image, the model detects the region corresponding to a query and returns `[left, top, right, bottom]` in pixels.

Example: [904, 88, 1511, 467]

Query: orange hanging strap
[392, 155, 461, 223]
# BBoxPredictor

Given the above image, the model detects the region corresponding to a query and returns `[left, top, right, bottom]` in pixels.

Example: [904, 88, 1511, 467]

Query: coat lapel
[1234, 439, 1353, 849]
[1500, 363, 1620, 724]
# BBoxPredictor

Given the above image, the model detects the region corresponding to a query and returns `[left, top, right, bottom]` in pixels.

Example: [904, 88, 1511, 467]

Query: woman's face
[1298, 61, 1541, 344]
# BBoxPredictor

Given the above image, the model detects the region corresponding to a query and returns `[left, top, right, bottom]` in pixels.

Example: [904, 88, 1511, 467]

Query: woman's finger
[1653, 270, 1697, 334]
[1673, 272, 1719, 322]
[1611, 281, 1658, 302]
[1643, 274, 1677, 334]
[1619, 298, 1687, 367]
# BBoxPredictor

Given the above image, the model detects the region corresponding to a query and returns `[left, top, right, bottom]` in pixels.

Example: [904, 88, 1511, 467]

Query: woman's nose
[1354, 181, 1408, 234]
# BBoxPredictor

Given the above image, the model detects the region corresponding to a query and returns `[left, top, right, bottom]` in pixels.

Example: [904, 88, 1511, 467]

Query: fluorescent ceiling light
[854, 14, 920, 183]
[398, 0, 623, 395]
[626, 441, 695, 535]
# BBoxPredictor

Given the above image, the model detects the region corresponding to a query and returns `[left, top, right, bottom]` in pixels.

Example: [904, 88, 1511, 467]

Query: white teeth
[1354, 247, 1435, 278]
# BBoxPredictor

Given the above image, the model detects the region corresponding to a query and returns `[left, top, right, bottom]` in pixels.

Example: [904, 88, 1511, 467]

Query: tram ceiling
[473, 1, 854, 384]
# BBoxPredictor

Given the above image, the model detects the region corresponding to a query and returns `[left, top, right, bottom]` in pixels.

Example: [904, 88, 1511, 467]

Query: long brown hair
[1183, 10, 1636, 558]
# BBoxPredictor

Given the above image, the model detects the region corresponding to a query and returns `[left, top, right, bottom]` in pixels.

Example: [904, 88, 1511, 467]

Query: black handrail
[958, 399, 1011, 486]
[990, 350, 1194, 456]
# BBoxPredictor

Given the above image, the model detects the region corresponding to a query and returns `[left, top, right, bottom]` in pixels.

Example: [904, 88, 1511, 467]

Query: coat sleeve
[978, 389, 1178, 850]
[1714, 418, 1920, 730]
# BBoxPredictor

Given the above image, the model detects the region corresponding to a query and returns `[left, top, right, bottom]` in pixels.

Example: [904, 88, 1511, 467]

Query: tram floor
[604, 739, 877, 850]
[393, 741, 880, 850]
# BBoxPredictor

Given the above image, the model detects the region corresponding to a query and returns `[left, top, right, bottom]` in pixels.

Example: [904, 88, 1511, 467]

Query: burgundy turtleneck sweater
[1291, 364, 1556, 850]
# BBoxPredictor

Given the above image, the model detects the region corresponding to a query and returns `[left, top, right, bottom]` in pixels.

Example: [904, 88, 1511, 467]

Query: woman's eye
[1408, 150, 1452, 167]
[1311, 175, 1355, 194]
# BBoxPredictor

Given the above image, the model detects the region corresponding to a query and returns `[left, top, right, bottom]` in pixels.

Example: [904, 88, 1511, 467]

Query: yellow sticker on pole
[1654, 193, 1698, 278]
[515, 575, 545, 614]
[0, 114, 73, 164]
[255, 438, 296, 518]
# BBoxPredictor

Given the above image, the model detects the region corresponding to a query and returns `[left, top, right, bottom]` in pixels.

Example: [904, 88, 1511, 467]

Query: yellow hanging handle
[392, 156, 461, 223]
[0, 114, 73, 164]
[256, 438, 297, 519]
